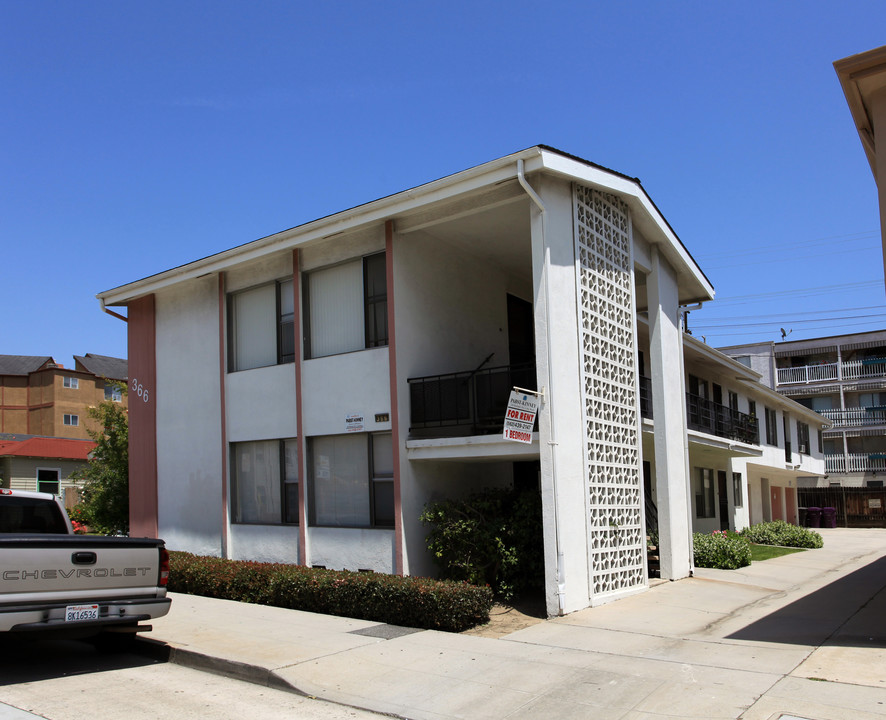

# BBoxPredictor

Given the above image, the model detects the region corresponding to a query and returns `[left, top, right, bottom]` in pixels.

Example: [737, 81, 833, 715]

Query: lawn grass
[749, 544, 806, 562]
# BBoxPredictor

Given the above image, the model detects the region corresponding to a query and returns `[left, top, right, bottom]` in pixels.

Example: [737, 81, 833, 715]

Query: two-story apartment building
[722, 330, 886, 489]
[0, 354, 127, 440]
[97, 146, 827, 615]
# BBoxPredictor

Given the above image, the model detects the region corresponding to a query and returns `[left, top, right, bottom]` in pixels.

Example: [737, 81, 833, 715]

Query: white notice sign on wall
[503, 390, 539, 444]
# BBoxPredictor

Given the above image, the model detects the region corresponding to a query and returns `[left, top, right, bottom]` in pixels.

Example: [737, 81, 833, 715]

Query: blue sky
[1, 1, 883, 366]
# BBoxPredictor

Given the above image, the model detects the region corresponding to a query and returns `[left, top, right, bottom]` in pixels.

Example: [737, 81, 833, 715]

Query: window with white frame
[797, 422, 810, 454]
[63, 414, 79, 427]
[104, 384, 123, 402]
[308, 432, 394, 528]
[231, 438, 298, 524]
[303, 253, 387, 359]
[695, 467, 715, 518]
[228, 279, 295, 372]
[63, 376, 79, 389]
[732, 472, 743, 508]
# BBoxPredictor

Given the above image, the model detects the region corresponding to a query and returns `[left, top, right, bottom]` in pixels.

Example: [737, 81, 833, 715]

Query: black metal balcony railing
[410, 367, 759, 445]
[686, 393, 759, 445]
[409, 363, 537, 436]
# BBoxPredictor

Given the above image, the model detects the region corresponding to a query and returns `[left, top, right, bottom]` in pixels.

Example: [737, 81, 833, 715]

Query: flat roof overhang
[405, 433, 540, 462]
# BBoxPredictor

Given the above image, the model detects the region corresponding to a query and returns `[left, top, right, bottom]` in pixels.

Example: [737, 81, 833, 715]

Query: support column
[647, 247, 692, 580]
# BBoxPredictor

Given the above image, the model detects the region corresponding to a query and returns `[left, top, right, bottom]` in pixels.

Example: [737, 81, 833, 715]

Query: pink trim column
[386, 221, 404, 575]
[293, 250, 308, 565]
[217, 275, 229, 556]
[128, 295, 159, 538]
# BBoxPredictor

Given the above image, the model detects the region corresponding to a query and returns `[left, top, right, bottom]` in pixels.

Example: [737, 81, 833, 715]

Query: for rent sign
[503, 390, 539, 444]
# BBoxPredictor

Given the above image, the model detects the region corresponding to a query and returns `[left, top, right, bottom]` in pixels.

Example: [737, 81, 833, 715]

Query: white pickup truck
[0, 488, 171, 645]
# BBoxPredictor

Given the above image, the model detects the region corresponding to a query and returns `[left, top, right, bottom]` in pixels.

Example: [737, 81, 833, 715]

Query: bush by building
[167, 551, 493, 632]
[740, 520, 823, 548]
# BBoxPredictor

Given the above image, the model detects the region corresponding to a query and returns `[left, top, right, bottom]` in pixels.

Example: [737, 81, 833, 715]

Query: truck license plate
[65, 604, 99, 622]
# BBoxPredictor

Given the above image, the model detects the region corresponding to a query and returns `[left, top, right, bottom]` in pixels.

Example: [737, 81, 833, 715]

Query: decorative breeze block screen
[573, 184, 645, 599]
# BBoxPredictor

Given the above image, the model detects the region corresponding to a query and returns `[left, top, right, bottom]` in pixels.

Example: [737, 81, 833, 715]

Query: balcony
[686, 393, 759, 444]
[825, 452, 886, 474]
[777, 362, 838, 385]
[409, 366, 758, 446]
[819, 407, 886, 429]
[408, 363, 536, 438]
[777, 357, 886, 385]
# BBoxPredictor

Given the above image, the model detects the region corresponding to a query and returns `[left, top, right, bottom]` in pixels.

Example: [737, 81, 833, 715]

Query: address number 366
[131, 378, 150, 403]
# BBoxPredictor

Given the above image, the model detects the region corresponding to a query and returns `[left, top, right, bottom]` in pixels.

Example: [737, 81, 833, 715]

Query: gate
[798, 487, 886, 528]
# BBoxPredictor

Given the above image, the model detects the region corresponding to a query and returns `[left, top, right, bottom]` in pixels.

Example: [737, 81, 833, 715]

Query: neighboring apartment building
[721, 330, 886, 489]
[97, 146, 826, 616]
[0, 354, 128, 440]
[0, 435, 95, 505]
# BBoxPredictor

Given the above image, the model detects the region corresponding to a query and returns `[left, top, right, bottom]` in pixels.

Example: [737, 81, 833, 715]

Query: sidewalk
[146, 528, 886, 720]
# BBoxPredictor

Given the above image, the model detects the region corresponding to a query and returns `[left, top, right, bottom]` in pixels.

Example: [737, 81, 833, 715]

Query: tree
[71, 384, 129, 534]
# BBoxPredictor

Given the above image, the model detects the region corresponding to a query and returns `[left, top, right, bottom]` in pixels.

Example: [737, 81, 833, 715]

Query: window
[228, 279, 295, 372]
[63, 376, 79, 389]
[734, 355, 752, 368]
[104, 384, 123, 402]
[695, 468, 715, 518]
[63, 414, 79, 427]
[732, 472, 743, 507]
[37, 469, 60, 495]
[797, 422, 810, 454]
[748, 400, 756, 417]
[688, 375, 708, 399]
[304, 253, 387, 359]
[308, 432, 394, 528]
[231, 439, 298, 524]
[765, 407, 778, 445]
[728, 391, 738, 412]
[859, 391, 886, 408]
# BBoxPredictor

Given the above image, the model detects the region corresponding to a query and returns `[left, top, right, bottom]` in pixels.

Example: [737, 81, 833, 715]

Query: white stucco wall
[230, 524, 299, 563]
[531, 175, 592, 615]
[155, 276, 225, 556]
[301, 348, 391, 437]
[309, 527, 395, 572]
[226, 364, 298, 441]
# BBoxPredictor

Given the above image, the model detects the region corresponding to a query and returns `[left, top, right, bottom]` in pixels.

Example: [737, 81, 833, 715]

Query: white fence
[825, 452, 886, 474]
[777, 358, 886, 385]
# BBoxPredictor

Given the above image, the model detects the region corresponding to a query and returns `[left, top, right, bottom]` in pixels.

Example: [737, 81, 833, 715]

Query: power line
[692, 304, 886, 323]
[693, 312, 886, 331]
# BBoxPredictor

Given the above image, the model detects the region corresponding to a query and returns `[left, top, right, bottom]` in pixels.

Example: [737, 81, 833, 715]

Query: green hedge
[693, 530, 752, 569]
[740, 520, 823, 548]
[167, 552, 493, 632]
[419, 486, 543, 600]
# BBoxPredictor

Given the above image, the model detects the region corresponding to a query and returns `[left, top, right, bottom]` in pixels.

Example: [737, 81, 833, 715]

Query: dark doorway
[507, 294, 535, 367]
[513, 460, 540, 493]
[717, 470, 729, 530]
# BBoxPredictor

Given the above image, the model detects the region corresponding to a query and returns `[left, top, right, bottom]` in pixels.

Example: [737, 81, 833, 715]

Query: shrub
[693, 530, 752, 569]
[419, 486, 543, 600]
[167, 552, 492, 632]
[740, 520, 823, 549]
